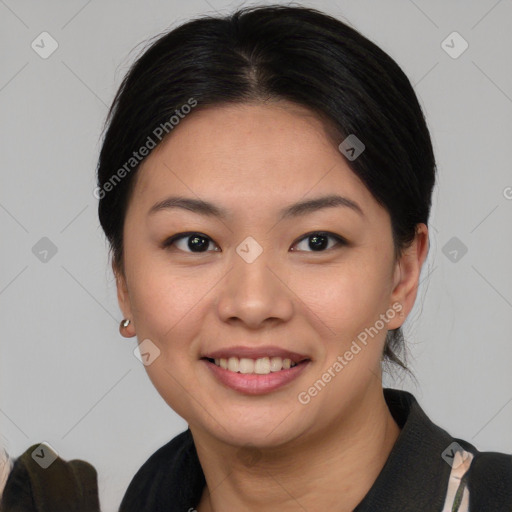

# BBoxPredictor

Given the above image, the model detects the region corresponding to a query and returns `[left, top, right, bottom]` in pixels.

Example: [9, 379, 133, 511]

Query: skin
[115, 100, 429, 511]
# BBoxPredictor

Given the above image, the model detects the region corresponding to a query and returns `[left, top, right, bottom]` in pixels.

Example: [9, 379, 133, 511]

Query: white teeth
[269, 356, 283, 372]
[212, 356, 298, 374]
[227, 357, 239, 372]
[254, 357, 271, 374]
[239, 358, 254, 374]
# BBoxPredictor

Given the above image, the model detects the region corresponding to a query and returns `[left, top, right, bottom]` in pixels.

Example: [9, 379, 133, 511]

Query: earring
[119, 318, 134, 337]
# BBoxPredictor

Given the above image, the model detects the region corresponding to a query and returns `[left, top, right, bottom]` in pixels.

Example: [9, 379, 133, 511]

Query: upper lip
[202, 346, 311, 364]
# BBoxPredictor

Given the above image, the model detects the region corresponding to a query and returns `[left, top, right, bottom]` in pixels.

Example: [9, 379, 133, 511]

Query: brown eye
[162, 232, 220, 253]
[291, 232, 346, 252]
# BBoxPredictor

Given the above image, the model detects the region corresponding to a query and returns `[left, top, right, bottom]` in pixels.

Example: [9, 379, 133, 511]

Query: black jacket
[118, 388, 512, 511]
[2, 389, 511, 511]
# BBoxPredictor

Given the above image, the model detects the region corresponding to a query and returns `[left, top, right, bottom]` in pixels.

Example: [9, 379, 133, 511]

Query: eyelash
[161, 231, 347, 254]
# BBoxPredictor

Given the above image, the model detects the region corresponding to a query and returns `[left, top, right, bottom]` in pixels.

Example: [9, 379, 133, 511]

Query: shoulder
[460, 442, 512, 509]
[119, 428, 205, 512]
[428, 431, 512, 509]
[381, 389, 512, 510]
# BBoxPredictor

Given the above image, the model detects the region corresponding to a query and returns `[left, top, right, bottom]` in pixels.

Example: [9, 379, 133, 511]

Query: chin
[202, 414, 309, 451]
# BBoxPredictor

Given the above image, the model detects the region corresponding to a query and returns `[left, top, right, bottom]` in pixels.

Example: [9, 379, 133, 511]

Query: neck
[193, 383, 401, 512]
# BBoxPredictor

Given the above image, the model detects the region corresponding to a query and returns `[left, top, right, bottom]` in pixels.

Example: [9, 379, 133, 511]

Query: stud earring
[119, 318, 134, 337]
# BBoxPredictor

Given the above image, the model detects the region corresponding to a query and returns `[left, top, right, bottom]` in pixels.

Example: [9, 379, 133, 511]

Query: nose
[215, 244, 294, 329]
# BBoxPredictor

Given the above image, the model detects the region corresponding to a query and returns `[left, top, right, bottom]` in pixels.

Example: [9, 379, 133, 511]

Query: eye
[162, 232, 220, 253]
[162, 231, 347, 254]
[291, 231, 347, 252]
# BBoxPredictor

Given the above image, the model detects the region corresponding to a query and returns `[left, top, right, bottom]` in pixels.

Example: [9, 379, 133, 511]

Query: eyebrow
[148, 194, 364, 220]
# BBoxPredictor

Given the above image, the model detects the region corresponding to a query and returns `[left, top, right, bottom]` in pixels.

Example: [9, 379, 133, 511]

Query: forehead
[128, 101, 380, 220]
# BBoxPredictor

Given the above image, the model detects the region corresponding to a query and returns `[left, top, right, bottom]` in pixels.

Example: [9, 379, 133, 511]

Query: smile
[202, 357, 311, 395]
[206, 356, 298, 374]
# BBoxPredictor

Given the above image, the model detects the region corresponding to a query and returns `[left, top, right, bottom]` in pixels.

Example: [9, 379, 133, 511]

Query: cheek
[125, 269, 201, 386]
[298, 257, 392, 333]
[130, 276, 175, 336]
[125, 243, 203, 337]
[127, 266, 207, 416]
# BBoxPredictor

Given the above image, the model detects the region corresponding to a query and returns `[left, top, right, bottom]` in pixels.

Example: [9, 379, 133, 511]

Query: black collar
[119, 388, 460, 511]
[354, 388, 455, 510]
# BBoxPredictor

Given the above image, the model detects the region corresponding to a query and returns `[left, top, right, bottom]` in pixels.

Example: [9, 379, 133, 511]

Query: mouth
[201, 355, 310, 375]
[200, 356, 312, 396]
[200, 348, 312, 395]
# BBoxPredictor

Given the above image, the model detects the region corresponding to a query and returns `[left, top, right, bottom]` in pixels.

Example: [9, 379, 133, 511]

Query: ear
[387, 223, 429, 330]
[113, 260, 136, 338]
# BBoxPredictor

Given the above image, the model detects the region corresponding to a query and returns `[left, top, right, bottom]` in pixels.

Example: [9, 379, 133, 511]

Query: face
[116, 101, 426, 448]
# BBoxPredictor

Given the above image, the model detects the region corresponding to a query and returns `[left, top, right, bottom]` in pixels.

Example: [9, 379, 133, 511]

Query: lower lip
[202, 359, 311, 395]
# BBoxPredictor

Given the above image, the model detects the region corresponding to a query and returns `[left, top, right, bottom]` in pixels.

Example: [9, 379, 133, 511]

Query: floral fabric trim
[441, 447, 474, 512]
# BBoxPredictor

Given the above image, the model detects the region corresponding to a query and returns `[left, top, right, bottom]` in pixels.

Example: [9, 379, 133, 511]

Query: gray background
[1, 0, 511, 510]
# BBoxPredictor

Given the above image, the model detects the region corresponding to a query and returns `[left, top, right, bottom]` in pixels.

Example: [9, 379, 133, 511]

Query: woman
[95, 4, 511, 511]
